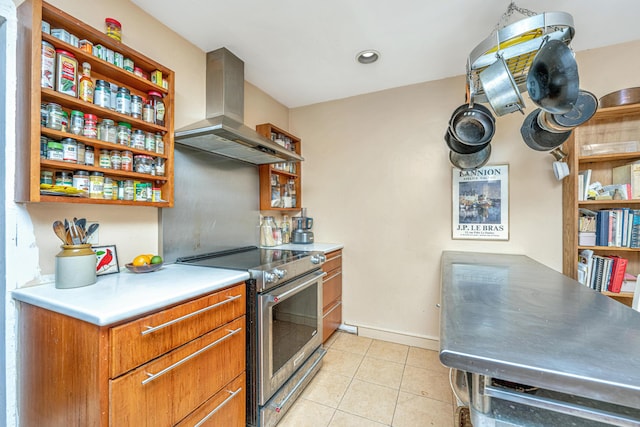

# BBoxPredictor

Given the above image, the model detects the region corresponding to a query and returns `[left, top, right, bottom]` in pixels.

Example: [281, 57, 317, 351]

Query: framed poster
[92, 245, 120, 275]
[452, 164, 509, 240]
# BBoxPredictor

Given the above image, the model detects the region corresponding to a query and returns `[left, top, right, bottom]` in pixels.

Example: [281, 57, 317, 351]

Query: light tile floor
[279, 332, 456, 427]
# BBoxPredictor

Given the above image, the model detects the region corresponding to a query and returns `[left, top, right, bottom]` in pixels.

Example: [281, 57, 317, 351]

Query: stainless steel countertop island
[439, 251, 640, 425]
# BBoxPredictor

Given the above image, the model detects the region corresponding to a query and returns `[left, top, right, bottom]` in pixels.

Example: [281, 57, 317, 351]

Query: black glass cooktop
[176, 246, 312, 271]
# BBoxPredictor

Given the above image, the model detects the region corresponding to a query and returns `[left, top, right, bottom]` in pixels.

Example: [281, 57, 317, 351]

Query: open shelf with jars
[256, 123, 302, 212]
[16, 0, 175, 206]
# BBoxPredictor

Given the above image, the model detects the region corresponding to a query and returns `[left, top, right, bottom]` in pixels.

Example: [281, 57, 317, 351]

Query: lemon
[132, 255, 149, 266]
[150, 255, 163, 264]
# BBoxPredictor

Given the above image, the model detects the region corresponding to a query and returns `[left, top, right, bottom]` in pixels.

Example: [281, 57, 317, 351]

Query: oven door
[257, 269, 325, 405]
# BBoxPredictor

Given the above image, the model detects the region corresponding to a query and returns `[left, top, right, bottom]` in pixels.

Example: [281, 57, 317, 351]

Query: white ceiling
[132, 0, 640, 108]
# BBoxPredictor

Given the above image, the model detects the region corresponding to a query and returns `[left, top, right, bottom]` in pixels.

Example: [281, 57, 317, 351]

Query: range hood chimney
[174, 48, 303, 165]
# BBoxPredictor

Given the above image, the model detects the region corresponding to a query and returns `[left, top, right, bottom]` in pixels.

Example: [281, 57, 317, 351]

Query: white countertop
[265, 242, 344, 253]
[12, 264, 249, 326]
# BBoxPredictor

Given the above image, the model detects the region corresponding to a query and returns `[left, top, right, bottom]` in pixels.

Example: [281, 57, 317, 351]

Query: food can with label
[55, 49, 78, 97]
[41, 41, 55, 89]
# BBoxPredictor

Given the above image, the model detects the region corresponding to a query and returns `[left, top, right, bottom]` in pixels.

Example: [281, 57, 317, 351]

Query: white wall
[290, 40, 640, 346]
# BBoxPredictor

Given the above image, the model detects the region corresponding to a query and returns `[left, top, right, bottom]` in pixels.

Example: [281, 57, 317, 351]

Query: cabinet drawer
[176, 372, 245, 427]
[323, 270, 342, 310]
[110, 283, 245, 378]
[322, 250, 342, 273]
[110, 316, 245, 426]
[323, 301, 342, 342]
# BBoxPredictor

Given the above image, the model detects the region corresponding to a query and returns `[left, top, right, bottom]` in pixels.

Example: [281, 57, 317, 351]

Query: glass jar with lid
[93, 79, 110, 109]
[130, 95, 143, 119]
[69, 110, 84, 135]
[83, 114, 97, 139]
[117, 122, 131, 145]
[155, 133, 164, 154]
[260, 216, 277, 247]
[110, 150, 122, 170]
[147, 91, 165, 126]
[98, 119, 116, 143]
[134, 155, 153, 174]
[85, 146, 95, 166]
[131, 129, 145, 149]
[154, 157, 165, 176]
[46, 141, 64, 161]
[61, 138, 77, 163]
[99, 149, 111, 168]
[89, 172, 104, 199]
[115, 87, 131, 115]
[46, 103, 64, 130]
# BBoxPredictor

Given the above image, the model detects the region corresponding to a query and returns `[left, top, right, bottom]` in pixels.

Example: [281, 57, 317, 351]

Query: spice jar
[76, 142, 85, 165]
[110, 150, 122, 170]
[46, 103, 64, 130]
[46, 141, 64, 161]
[142, 100, 154, 123]
[78, 62, 94, 103]
[40, 136, 48, 159]
[60, 111, 68, 133]
[130, 95, 143, 119]
[69, 110, 84, 135]
[89, 171, 104, 199]
[147, 91, 165, 126]
[93, 80, 110, 109]
[123, 179, 134, 200]
[260, 216, 277, 247]
[131, 129, 145, 149]
[55, 171, 73, 186]
[117, 122, 131, 145]
[55, 49, 77, 97]
[155, 133, 164, 154]
[134, 155, 153, 174]
[99, 149, 111, 169]
[85, 146, 95, 166]
[61, 138, 77, 163]
[124, 57, 134, 73]
[115, 87, 131, 115]
[103, 177, 114, 199]
[72, 170, 89, 192]
[40, 170, 53, 185]
[154, 157, 165, 176]
[98, 119, 116, 143]
[144, 132, 155, 152]
[121, 150, 133, 171]
[83, 114, 97, 139]
[105, 18, 122, 41]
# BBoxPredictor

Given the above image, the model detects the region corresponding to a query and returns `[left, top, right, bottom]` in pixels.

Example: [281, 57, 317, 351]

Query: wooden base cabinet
[322, 249, 343, 342]
[18, 283, 246, 427]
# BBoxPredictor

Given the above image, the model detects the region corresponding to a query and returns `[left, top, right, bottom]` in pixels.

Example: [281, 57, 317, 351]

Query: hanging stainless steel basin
[479, 55, 526, 116]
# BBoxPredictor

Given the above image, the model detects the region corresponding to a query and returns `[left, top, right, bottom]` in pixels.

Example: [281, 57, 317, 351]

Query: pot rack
[468, 3, 575, 103]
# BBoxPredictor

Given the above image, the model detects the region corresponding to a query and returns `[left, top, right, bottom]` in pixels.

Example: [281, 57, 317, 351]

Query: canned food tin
[41, 41, 55, 89]
[55, 49, 77, 97]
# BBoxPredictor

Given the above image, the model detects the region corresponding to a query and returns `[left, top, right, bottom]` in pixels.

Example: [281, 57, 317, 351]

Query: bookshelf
[563, 103, 640, 307]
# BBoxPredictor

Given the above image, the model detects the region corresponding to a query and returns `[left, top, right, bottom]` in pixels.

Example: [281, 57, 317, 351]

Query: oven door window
[271, 282, 319, 375]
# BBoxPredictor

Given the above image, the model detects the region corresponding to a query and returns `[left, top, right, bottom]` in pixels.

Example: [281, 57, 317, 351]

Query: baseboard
[344, 323, 440, 350]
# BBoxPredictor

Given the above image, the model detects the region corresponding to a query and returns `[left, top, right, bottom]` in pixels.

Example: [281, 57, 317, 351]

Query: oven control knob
[310, 254, 326, 265]
[273, 268, 287, 279]
[264, 272, 277, 283]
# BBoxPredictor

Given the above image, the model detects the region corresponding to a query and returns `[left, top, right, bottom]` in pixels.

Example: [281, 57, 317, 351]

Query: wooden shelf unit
[16, 0, 175, 206]
[256, 123, 302, 212]
[563, 103, 640, 307]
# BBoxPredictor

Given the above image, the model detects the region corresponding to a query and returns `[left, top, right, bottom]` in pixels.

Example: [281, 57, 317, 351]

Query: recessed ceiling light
[356, 50, 380, 64]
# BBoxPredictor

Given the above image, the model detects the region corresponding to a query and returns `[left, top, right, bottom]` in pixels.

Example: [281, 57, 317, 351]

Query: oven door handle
[269, 271, 326, 304]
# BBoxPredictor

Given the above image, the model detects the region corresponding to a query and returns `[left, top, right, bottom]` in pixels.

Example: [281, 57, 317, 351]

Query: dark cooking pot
[448, 103, 495, 146]
[444, 129, 489, 154]
[520, 108, 572, 151]
[449, 144, 491, 170]
[552, 90, 597, 128]
[526, 39, 579, 114]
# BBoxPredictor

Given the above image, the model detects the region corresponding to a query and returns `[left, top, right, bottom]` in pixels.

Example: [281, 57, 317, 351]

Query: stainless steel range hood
[175, 48, 303, 165]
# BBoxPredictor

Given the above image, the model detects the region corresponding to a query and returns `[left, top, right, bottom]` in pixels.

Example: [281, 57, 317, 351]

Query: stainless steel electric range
[177, 246, 327, 427]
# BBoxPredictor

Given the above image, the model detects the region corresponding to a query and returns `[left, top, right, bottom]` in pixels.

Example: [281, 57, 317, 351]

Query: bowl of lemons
[125, 254, 164, 273]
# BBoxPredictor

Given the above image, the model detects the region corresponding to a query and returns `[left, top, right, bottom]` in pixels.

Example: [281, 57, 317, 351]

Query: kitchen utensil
[52, 220, 67, 244]
[449, 144, 491, 170]
[479, 54, 525, 116]
[599, 87, 640, 108]
[520, 109, 572, 151]
[551, 90, 598, 128]
[75, 217, 86, 232]
[445, 129, 489, 155]
[526, 39, 579, 114]
[84, 223, 99, 243]
[536, 110, 574, 133]
[448, 102, 495, 146]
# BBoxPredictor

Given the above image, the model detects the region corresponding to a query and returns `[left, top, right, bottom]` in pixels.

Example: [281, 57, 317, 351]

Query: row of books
[578, 161, 640, 201]
[588, 208, 640, 248]
[578, 250, 628, 293]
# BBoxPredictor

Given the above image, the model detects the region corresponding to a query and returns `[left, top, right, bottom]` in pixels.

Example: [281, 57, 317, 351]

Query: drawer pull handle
[142, 294, 242, 335]
[193, 387, 243, 427]
[324, 271, 342, 282]
[323, 300, 342, 318]
[142, 327, 242, 385]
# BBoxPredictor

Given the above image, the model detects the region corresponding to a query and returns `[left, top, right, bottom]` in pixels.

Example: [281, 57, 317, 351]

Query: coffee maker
[291, 208, 314, 244]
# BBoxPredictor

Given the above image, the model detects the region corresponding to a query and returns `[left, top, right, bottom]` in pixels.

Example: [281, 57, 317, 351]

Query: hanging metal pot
[449, 144, 492, 170]
[444, 129, 489, 154]
[520, 108, 572, 151]
[479, 54, 526, 116]
[448, 102, 496, 146]
[552, 90, 597, 128]
[526, 39, 579, 114]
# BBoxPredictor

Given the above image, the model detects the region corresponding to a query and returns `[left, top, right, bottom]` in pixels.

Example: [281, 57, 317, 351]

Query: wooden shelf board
[578, 246, 640, 252]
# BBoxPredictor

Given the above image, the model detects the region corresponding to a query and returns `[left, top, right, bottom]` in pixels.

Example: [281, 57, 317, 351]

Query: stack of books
[591, 208, 640, 248]
[578, 249, 628, 293]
